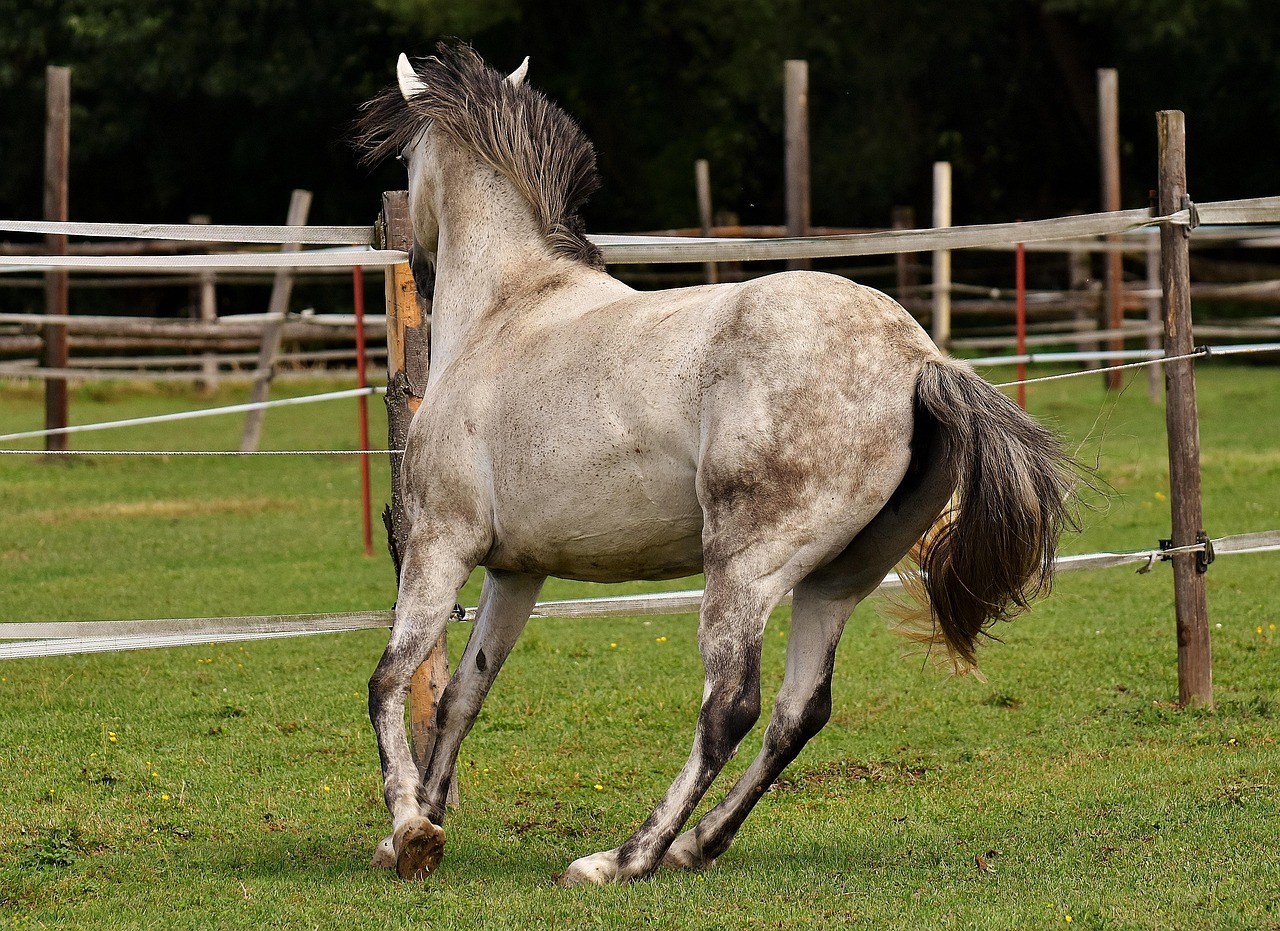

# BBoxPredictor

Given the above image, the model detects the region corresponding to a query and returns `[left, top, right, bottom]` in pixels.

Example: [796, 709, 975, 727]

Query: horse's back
[406, 268, 939, 581]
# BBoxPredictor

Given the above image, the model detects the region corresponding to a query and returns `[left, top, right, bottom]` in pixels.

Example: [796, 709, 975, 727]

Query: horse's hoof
[662, 832, 716, 871]
[371, 834, 396, 870]
[559, 851, 618, 887]
[393, 817, 445, 880]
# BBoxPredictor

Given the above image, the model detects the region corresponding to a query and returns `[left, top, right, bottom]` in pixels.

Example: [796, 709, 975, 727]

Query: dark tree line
[1, 0, 1276, 236]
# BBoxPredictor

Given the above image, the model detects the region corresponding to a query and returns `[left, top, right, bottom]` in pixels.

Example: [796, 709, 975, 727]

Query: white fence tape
[593, 197, 1280, 265]
[4, 531, 1278, 660]
[0, 385, 385, 443]
[0, 248, 406, 273]
[5, 196, 1280, 271]
[0, 219, 375, 244]
[0, 448, 394, 457]
[980, 342, 1280, 375]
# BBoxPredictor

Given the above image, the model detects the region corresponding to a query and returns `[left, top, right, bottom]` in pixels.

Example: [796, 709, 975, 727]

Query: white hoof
[371, 834, 396, 870]
[662, 831, 715, 871]
[560, 850, 619, 887]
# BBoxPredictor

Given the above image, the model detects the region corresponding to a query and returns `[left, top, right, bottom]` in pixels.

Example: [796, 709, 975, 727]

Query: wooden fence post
[377, 191, 457, 804]
[695, 159, 718, 285]
[187, 213, 220, 395]
[1098, 68, 1124, 390]
[1157, 110, 1213, 709]
[239, 189, 312, 452]
[892, 206, 917, 303]
[784, 60, 811, 272]
[931, 161, 952, 348]
[43, 66, 71, 453]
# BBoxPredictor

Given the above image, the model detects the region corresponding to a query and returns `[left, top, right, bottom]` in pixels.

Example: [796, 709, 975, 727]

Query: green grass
[1, 367, 1278, 930]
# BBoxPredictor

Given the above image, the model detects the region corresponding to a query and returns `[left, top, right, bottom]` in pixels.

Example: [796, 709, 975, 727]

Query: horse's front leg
[368, 524, 481, 880]
[560, 576, 772, 886]
[417, 568, 544, 822]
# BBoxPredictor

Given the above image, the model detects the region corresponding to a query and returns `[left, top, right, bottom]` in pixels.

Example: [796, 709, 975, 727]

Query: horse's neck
[428, 161, 561, 372]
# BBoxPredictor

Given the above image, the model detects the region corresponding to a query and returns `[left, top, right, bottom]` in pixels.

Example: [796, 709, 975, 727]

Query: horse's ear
[397, 53, 428, 101]
[506, 56, 530, 87]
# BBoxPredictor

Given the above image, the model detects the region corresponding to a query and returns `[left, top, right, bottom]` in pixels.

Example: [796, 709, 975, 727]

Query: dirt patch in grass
[26, 498, 296, 525]
[769, 759, 928, 793]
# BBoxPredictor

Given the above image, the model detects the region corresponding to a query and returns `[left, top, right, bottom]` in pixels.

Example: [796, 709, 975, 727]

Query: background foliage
[1, 0, 1277, 233]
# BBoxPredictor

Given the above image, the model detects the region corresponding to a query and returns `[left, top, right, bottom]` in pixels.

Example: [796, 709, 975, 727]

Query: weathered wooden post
[694, 159, 718, 285]
[240, 189, 312, 452]
[891, 206, 917, 304]
[187, 213, 220, 396]
[43, 66, 71, 453]
[376, 191, 458, 801]
[1156, 110, 1213, 709]
[1098, 68, 1124, 390]
[931, 161, 952, 348]
[784, 60, 811, 272]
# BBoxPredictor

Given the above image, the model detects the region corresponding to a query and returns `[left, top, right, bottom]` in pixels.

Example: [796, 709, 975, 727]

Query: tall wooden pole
[931, 161, 952, 348]
[1157, 110, 1213, 709]
[694, 159, 718, 285]
[892, 206, 917, 304]
[377, 192, 457, 804]
[784, 60, 811, 272]
[1099, 69, 1124, 390]
[43, 66, 71, 453]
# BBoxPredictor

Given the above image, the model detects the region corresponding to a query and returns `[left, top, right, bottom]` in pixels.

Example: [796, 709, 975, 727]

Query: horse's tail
[896, 357, 1080, 674]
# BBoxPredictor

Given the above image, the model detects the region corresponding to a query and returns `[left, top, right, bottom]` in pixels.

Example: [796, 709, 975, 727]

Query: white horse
[355, 43, 1076, 885]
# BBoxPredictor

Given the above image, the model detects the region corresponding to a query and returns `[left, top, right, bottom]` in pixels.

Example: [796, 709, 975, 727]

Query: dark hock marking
[367, 679, 398, 774]
[475, 648, 487, 672]
[409, 245, 436, 302]
[763, 679, 835, 767]
[433, 687, 455, 733]
[795, 676, 835, 742]
[698, 682, 762, 770]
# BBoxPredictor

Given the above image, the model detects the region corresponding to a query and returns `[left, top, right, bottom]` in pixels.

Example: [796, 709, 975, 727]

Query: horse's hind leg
[560, 570, 776, 886]
[663, 459, 955, 871]
[660, 581, 857, 871]
[368, 526, 480, 880]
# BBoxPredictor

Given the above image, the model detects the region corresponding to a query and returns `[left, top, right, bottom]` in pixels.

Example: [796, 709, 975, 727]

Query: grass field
[1, 365, 1278, 930]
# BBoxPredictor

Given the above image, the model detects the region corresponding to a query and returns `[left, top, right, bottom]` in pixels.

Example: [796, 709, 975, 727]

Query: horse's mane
[356, 42, 604, 270]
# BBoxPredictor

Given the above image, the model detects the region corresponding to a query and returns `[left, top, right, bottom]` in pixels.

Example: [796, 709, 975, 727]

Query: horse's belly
[486, 480, 704, 582]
